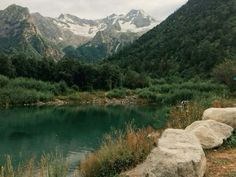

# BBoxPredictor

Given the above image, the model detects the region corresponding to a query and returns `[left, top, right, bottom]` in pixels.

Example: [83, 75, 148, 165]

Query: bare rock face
[185, 120, 233, 149]
[125, 129, 206, 177]
[202, 108, 236, 128]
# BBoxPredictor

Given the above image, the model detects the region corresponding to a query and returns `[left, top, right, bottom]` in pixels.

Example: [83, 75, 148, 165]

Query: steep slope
[109, 0, 236, 77]
[64, 30, 139, 62]
[31, 13, 90, 47]
[31, 9, 158, 50]
[63, 10, 159, 62]
[0, 5, 61, 59]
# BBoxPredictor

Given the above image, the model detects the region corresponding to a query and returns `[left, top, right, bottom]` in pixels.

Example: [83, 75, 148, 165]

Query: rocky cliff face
[31, 13, 90, 47]
[0, 4, 61, 59]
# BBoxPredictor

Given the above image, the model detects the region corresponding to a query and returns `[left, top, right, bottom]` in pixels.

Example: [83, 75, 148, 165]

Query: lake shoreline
[36, 91, 151, 107]
[0, 91, 151, 109]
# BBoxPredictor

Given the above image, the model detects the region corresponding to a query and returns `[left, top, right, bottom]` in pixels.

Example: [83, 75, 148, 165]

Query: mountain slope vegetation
[64, 30, 139, 62]
[109, 0, 236, 78]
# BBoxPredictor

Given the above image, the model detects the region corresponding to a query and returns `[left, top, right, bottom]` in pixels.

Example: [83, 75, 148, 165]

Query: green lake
[0, 105, 168, 168]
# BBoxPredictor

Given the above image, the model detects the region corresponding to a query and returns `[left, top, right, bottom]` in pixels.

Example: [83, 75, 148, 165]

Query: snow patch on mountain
[54, 9, 159, 38]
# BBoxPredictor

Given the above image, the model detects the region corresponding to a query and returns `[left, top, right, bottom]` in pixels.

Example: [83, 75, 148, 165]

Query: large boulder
[202, 108, 236, 128]
[185, 120, 233, 149]
[125, 129, 206, 177]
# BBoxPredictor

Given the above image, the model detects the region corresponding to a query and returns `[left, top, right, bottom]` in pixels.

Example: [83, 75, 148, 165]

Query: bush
[212, 59, 236, 91]
[106, 89, 128, 99]
[0, 88, 54, 105]
[0, 75, 9, 87]
[136, 88, 157, 101]
[223, 131, 236, 148]
[79, 126, 155, 177]
[0, 77, 69, 106]
[135, 81, 229, 105]
[165, 89, 194, 105]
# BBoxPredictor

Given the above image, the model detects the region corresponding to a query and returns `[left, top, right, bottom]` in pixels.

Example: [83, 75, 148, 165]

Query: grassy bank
[58, 79, 230, 106]
[0, 75, 71, 107]
[119, 80, 228, 105]
[0, 75, 231, 107]
[79, 126, 156, 177]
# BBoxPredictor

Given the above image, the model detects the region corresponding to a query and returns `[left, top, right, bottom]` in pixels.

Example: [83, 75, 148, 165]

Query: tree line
[0, 54, 150, 90]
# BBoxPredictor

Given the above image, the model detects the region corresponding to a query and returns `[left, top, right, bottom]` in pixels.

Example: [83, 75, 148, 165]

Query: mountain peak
[4, 4, 29, 15]
[1, 4, 30, 22]
[127, 9, 147, 17]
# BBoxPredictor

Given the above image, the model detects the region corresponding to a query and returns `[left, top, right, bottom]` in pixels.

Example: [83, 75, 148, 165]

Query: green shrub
[165, 89, 194, 105]
[136, 88, 157, 101]
[8, 78, 69, 95]
[212, 59, 236, 91]
[136, 81, 229, 105]
[0, 76, 71, 106]
[223, 131, 236, 148]
[153, 84, 177, 93]
[0, 75, 9, 87]
[0, 88, 54, 105]
[181, 81, 227, 92]
[106, 89, 128, 99]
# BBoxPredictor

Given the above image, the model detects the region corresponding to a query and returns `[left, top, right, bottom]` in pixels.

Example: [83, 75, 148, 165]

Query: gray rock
[185, 120, 233, 149]
[202, 108, 236, 128]
[125, 129, 206, 177]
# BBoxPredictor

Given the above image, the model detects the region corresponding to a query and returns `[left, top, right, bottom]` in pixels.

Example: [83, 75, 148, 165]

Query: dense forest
[109, 0, 236, 78]
[0, 54, 152, 90]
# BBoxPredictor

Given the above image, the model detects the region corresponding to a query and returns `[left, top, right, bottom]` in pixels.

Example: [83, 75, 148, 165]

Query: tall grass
[79, 125, 155, 177]
[0, 152, 72, 177]
[167, 101, 206, 129]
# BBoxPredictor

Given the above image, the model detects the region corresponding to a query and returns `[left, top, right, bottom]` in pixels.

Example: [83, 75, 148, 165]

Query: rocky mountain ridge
[0, 4, 159, 60]
[0, 4, 61, 59]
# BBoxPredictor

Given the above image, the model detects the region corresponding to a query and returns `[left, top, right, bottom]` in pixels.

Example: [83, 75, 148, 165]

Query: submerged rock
[185, 120, 233, 149]
[202, 108, 236, 128]
[125, 129, 206, 177]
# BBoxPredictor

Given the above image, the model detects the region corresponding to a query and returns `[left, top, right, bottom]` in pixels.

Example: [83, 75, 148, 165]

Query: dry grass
[205, 148, 236, 177]
[79, 125, 156, 177]
[167, 102, 206, 129]
[211, 99, 236, 108]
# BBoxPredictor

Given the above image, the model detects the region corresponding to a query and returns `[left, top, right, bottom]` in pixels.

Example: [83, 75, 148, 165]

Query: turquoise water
[0, 105, 168, 166]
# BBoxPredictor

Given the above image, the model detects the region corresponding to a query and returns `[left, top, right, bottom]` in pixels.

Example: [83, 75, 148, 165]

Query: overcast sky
[0, 0, 188, 20]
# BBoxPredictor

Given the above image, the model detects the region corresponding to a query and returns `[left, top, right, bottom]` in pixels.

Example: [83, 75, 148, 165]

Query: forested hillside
[109, 0, 236, 78]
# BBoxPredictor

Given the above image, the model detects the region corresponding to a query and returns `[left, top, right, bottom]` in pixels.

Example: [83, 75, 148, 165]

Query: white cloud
[0, 0, 187, 20]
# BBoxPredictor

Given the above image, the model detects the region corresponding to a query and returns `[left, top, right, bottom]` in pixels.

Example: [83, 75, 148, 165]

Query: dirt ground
[205, 148, 236, 177]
